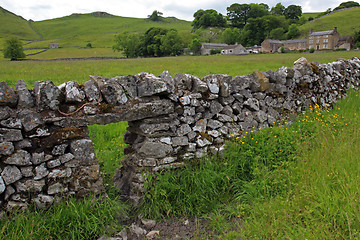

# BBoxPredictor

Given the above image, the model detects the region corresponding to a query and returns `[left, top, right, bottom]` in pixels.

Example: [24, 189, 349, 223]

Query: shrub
[309, 47, 315, 53]
[3, 37, 25, 60]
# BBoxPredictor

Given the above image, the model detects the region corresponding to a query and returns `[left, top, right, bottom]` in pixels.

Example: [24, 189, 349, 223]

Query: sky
[0, 0, 356, 21]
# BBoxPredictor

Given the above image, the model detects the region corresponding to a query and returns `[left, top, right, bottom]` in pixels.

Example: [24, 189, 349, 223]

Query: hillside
[299, 7, 360, 38]
[0, 7, 40, 40]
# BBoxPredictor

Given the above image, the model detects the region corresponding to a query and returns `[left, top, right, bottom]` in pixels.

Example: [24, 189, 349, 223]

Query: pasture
[1, 52, 360, 239]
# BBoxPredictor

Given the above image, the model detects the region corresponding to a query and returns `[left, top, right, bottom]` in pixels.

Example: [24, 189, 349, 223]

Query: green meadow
[1, 50, 359, 87]
[0, 52, 360, 239]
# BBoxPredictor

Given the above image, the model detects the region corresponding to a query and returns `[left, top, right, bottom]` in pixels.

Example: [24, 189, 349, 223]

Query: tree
[143, 27, 168, 57]
[113, 32, 142, 58]
[284, 5, 302, 20]
[270, 3, 285, 15]
[334, 1, 360, 11]
[227, 3, 251, 28]
[222, 28, 241, 44]
[270, 27, 286, 40]
[148, 10, 163, 21]
[3, 37, 25, 61]
[160, 29, 184, 56]
[248, 3, 269, 19]
[193, 9, 226, 29]
[188, 38, 202, 55]
[354, 30, 360, 48]
[287, 24, 300, 39]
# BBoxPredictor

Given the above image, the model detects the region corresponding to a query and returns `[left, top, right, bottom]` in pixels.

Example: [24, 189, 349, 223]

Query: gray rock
[4, 185, 15, 200]
[48, 168, 72, 178]
[32, 194, 54, 209]
[4, 150, 32, 166]
[18, 109, 43, 132]
[15, 179, 45, 193]
[207, 119, 223, 129]
[176, 124, 192, 136]
[84, 106, 97, 115]
[48, 183, 68, 195]
[179, 95, 191, 105]
[15, 80, 34, 108]
[138, 142, 173, 158]
[217, 113, 233, 122]
[34, 163, 49, 180]
[159, 70, 175, 94]
[255, 110, 268, 123]
[0, 81, 18, 107]
[0, 177, 5, 194]
[1, 165, 22, 185]
[84, 79, 102, 102]
[139, 158, 156, 167]
[0, 128, 23, 142]
[70, 139, 96, 164]
[130, 223, 147, 238]
[47, 159, 61, 168]
[65, 81, 86, 103]
[136, 72, 168, 97]
[160, 137, 172, 145]
[221, 105, 233, 116]
[252, 71, 270, 92]
[174, 73, 194, 92]
[183, 106, 195, 116]
[34, 81, 63, 111]
[204, 75, 220, 94]
[0, 106, 11, 120]
[52, 144, 68, 156]
[208, 129, 221, 138]
[230, 76, 251, 93]
[6, 201, 28, 212]
[32, 152, 46, 165]
[20, 166, 34, 177]
[172, 136, 189, 146]
[117, 75, 138, 98]
[195, 147, 208, 158]
[193, 119, 207, 132]
[218, 75, 231, 97]
[1, 117, 22, 129]
[141, 219, 156, 229]
[244, 98, 260, 111]
[196, 136, 212, 147]
[193, 77, 208, 93]
[99, 79, 128, 105]
[0, 142, 14, 155]
[58, 153, 74, 164]
[210, 101, 223, 114]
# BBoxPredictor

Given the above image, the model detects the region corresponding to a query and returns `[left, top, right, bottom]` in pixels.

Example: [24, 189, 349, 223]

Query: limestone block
[0, 81, 18, 107]
[84, 79, 102, 102]
[138, 142, 173, 158]
[34, 81, 63, 111]
[136, 72, 168, 97]
[0, 128, 23, 142]
[0, 142, 14, 155]
[4, 150, 32, 166]
[65, 81, 86, 103]
[1, 165, 22, 185]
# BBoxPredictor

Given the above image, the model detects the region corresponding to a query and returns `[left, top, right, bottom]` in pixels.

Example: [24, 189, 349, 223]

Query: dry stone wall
[0, 57, 360, 211]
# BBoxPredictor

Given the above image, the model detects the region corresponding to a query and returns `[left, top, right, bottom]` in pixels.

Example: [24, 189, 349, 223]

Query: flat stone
[0, 142, 14, 155]
[47, 159, 61, 168]
[84, 79, 101, 102]
[193, 119, 207, 132]
[4, 185, 15, 200]
[15, 179, 45, 193]
[58, 153, 74, 164]
[230, 76, 251, 93]
[48, 183, 68, 195]
[159, 70, 175, 94]
[172, 136, 189, 146]
[4, 150, 32, 166]
[136, 72, 168, 97]
[244, 98, 260, 111]
[160, 137, 172, 145]
[70, 139, 96, 164]
[207, 119, 223, 129]
[1, 118, 22, 129]
[208, 130, 221, 138]
[1, 165, 22, 185]
[138, 142, 173, 158]
[204, 75, 220, 94]
[196, 137, 212, 147]
[32, 194, 54, 209]
[52, 144, 68, 156]
[32, 152, 46, 165]
[48, 168, 72, 178]
[176, 124, 192, 136]
[210, 101, 223, 114]
[18, 109, 43, 132]
[174, 73, 194, 92]
[0, 128, 23, 142]
[99, 79, 128, 105]
[179, 95, 191, 105]
[0, 106, 11, 120]
[20, 166, 34, 177]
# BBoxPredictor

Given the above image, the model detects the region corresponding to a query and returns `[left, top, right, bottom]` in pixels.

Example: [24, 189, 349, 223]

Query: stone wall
[0, 57, 360, 211]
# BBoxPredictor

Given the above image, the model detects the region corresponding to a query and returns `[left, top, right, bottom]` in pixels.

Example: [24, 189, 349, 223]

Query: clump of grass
[0, 196, 129, 240]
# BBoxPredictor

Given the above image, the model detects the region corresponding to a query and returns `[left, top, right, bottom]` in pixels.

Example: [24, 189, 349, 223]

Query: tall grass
[140, 90, 360, 239]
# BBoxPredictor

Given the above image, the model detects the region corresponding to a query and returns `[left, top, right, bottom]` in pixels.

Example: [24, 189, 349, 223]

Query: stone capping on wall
[0, 57, 359, 212]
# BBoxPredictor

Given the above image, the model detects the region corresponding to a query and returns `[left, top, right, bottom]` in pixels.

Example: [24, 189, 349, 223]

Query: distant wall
[0, 57, 360, 212]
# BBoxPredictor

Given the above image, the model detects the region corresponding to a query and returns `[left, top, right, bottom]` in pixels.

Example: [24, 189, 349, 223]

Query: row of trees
[113, 27, 184, 58]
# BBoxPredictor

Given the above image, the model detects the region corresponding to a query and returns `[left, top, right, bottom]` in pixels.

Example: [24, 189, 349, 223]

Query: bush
[210, 49, 221, 55]
[86, 42, 92, 48]
[309, 47, 315, 53]
[3, 37, 25, 60]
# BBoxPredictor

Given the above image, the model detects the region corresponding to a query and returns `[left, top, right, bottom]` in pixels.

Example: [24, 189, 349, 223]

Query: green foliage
[280, 46, 286, 53]
[210, 49, 221, 55]
[113, 32, 142, 58]
[148, 10, 163, 21]
[221, 28, 240, 45]
[287, 24, 300, 39]
[270, 3, 285, 15]
[160, 29, 184, 56]
[192, 9, 226, 29]
[309, 47, 315, 53]
[354, 30, 360, 47]
[86, 42, 92, 48]
[188, 38, 202, 54]
[3, 37, 26, 60]
[226, 3, 269, 28]
[270, 27, 286, 40]
[284, 5, 302, 20]
[334, 1, 360, 11]
[0, 196, 129, 239]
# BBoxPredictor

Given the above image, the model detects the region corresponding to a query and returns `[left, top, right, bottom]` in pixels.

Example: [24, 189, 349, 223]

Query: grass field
[299, 7, 360, 37]
[0, 50, 359, 87]
[0, 53, 360, 239]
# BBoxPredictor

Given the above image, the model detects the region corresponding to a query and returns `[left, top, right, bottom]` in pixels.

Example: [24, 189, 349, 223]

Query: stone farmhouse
[261, 27, 353, 53]
[200, 43, 247, 55]
[49, 43, 59, 49]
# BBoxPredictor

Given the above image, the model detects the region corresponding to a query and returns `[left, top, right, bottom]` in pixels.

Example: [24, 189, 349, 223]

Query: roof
[201, 43, 228, 49]
[222, 44, 245, 50]
[264, 39, 306, 44]
[309, 30, 334, 36]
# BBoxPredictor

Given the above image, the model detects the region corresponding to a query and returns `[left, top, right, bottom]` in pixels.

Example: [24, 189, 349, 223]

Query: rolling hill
[299, 7, 360, 38]
[0, 7, 40, 40]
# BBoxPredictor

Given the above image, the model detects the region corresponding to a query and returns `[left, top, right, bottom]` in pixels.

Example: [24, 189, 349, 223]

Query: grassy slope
[0, 7, 39, 40]
[299, 7, 360, 37]
[28, 14, 192, 48]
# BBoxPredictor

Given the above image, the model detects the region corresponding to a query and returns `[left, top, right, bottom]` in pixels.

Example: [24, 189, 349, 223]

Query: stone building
[49, 43, 59, 49]
[221, 44, 247, 55]
[307, 27, 340, 50]
[200, 43, 228, 55]
[261, 27, 353, 52]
